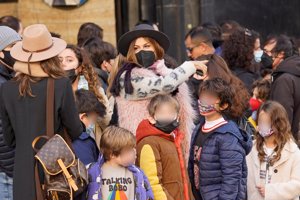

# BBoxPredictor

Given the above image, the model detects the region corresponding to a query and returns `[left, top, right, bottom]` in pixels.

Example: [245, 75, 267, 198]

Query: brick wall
[0, 0, 116, 45]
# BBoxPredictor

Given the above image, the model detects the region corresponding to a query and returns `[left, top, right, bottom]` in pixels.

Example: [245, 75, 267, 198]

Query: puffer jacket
[188, 120, 252, 200]
[0, 63, 14, 177]
[87, 154, 154, 200]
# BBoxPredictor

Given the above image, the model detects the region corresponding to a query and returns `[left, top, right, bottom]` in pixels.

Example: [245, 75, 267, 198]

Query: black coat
[270, 55, 300, 142]
[0, 77, 83, 200]
[232, 68, 260, 93]
[0, 63, 15, 177]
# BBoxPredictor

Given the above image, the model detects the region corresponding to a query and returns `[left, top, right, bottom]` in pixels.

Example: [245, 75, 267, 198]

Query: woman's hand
[191, 60, 208, 80]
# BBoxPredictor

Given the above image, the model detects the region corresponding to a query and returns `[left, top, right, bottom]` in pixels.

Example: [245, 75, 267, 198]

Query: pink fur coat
[116, 60, 196, 155]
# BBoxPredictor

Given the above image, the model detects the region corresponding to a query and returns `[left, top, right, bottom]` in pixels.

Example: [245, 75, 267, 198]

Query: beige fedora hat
[10, 24, 66, 62]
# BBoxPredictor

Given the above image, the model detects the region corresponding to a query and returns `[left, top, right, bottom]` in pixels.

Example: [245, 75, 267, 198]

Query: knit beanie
[0, 26, 21, 51]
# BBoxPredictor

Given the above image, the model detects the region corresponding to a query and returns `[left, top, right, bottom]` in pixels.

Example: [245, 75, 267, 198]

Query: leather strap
[35, 161, 45, 200]
[46, 78, 54, 137]
[35, 78, 55, 200]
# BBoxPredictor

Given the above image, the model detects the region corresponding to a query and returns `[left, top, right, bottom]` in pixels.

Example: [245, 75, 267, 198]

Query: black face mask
[135, 50, 156, 68]
[154, 119, 179, 134]
[261, 52, 273, 69]
[0, 50, 15, 73]
[66, 69, 77, 83]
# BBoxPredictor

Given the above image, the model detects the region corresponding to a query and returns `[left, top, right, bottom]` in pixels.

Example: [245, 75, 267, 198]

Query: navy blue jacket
[188, 120, 252, 200]
[73, 132, 99, 166]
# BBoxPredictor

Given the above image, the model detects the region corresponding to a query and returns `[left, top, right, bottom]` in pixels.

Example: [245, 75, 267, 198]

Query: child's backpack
[237, 116, 255, 141]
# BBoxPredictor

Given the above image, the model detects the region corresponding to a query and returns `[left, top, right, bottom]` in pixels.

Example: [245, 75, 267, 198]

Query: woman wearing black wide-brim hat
[110, 23, 207, 133]
[109, 22, 206, 193]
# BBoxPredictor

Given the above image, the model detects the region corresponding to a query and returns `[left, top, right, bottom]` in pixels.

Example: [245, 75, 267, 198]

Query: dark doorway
[200, 0, 300, 40]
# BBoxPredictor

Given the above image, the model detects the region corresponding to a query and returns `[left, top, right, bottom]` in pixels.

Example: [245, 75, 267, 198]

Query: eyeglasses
[186, 44, 200, 53]
[186, 40, 210, 53]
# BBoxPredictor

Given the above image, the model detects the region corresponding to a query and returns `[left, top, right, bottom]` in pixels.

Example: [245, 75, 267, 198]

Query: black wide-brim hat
[118, 24, 170, 56]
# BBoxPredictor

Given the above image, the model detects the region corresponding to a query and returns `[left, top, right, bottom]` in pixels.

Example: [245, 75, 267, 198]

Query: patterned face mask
[198, 100, 217, 114]
[257, 124, 274, 138]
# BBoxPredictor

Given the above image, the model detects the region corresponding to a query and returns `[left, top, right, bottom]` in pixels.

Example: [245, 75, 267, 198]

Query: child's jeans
[0, 172, 13, 200]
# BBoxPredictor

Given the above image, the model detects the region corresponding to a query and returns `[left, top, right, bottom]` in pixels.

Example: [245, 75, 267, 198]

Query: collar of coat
[251, 139, 298, 168]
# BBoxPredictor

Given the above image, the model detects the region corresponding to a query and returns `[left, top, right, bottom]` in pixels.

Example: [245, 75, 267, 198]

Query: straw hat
[118, 24, 170, 56]
[11, 24, 66, 62]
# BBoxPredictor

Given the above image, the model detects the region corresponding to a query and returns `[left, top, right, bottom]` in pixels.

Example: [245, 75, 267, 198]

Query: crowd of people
[0, 15, 300, 200]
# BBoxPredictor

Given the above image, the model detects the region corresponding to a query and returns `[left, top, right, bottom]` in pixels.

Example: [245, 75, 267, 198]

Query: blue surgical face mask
[254, 50, 264, 63]
[86, 123, 95, 138]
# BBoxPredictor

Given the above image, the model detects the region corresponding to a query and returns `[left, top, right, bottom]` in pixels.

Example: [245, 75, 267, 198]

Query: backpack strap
[46, 78, 54, 137]
[35, 78, 55, 200]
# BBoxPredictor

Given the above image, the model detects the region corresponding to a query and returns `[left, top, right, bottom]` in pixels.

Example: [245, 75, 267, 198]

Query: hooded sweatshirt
[270, 55, 300, 142]
[136, 119, 193, 200]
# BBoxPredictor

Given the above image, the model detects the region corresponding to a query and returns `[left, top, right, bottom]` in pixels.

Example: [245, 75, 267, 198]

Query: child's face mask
[154, 116, 179, 134]
[153, 104, 179, 133]
[86, 123, 95, 136]
[249, 97, 262, 111]
[198, 99, 219, 115]
[257, 124, 273, 138]
[82, 112, 98, 135]
[257, 111, 273, 138]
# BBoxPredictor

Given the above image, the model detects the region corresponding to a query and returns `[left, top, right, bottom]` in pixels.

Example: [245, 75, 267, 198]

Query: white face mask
[258, 124, 273, 137]
[254, 50, 264, 63]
